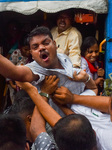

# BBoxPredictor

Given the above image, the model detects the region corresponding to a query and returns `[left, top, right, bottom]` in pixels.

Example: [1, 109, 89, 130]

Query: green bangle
[39, 92, 50, 99]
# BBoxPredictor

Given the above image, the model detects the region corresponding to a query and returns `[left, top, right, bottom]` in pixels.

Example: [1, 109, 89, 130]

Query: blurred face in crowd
[21, 45, 30, 57]
[57, 12, 72, 34]
[85, 43, 99, 64]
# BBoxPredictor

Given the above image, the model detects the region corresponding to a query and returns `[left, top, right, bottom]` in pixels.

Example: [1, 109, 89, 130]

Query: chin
[90, 61, 95, 64]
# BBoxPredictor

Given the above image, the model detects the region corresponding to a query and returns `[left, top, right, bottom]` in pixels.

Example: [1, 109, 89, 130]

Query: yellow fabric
[51, 26, 82, 67]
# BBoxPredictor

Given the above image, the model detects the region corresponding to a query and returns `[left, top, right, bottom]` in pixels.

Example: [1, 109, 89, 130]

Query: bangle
[85, 75, 91, 83]
[39, 92, 50, 99]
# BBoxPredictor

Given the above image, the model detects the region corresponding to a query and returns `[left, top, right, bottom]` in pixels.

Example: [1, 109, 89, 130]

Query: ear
[53, 40, 56, 46]
[26, 115, 32, 123]
[53, 40, 58, 50]
[25, 142, 30, 150]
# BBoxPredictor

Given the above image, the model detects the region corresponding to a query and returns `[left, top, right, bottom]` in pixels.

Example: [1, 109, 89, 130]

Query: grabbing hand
[53, 86, 74, 105]
[97, 68, 105, 77]
[16, 81, 36, 92]
[73, 70, 89, 82]
[95, 78, 104, 87]
[41, 75, 59, 95]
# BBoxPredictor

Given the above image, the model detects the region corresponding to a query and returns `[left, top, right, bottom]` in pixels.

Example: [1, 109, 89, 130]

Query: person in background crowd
[0, 114, 29, 150]
[81, 36, 104, 94]
[51, 9, 82, 68]
[6, 34, 32, 104]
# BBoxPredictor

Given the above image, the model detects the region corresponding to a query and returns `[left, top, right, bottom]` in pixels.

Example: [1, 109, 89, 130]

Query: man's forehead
[30, 35, 51, 43]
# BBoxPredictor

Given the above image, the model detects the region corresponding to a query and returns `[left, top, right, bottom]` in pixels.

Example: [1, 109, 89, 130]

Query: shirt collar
[57, 26, 72, 35]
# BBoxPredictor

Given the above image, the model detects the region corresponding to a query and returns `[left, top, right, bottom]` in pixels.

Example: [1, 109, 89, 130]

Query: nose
[92, 51, 97, 57]
[38, 44, 45, 51]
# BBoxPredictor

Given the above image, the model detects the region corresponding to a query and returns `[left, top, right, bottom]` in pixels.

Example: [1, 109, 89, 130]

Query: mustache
[40, 50, 49, 58]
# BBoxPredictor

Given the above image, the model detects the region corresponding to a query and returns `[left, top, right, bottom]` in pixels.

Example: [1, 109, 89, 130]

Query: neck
[51, 58, 63, 69]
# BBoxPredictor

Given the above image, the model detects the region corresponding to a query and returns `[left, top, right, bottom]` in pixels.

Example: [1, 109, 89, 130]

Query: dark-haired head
[27, 26, 53, 45]
[0, 114, 26, 150]
[8, 96, 35, 121]
[53, 114, 97, 150]
[81, 36, 98, 57]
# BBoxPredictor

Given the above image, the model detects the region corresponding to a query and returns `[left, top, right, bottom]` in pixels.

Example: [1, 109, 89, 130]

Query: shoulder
[57, 53, 71, 61]
[81, 57, 87, 64]
[51, 26, 57, 33]
[25, 61, 38, 68]
[81, 57, 88, 70]
[67, 27, 82, 39]
[69, 27, 81, 34]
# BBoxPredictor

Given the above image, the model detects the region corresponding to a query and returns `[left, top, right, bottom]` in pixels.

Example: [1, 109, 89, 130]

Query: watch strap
[39, 92, 50, 99]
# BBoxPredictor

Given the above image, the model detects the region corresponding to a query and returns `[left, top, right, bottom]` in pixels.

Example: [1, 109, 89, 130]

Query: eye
[44, 41, 50, 46]
[95, 50, 99, 53]
[32, 45, 38, 50]
[88, 49, 99, 54]
[88, 50, 93, 54]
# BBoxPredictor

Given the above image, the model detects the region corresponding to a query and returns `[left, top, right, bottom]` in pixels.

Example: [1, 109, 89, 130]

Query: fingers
[53, 97, 65, 105]
[73, 71, 77, 79]
[45, 75, 59, 84]
[97, 68, 105, 76]
[55, 86, 66, 94]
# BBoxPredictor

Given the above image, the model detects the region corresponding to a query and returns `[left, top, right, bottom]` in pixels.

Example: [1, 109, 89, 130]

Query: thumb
[73, 71, 77, 77]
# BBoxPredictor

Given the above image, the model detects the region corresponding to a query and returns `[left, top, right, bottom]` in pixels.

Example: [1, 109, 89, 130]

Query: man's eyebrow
[32, 43, 38, 47]
[42, 38, 50, 43]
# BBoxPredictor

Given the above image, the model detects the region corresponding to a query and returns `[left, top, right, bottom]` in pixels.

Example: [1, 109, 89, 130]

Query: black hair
[57, 9, 74, 19]
[81, 36, 98, 57]
[27, 26, 53, 44]
[0, 114, 26, 150]
[19, 33, 29, 48]
[8, 96, 35, 120]
[53, 114, 96, 150]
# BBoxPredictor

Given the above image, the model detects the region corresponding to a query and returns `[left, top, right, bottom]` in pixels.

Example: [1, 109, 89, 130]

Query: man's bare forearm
[54, 86, 110, 114]
[0, 54, 18, 79]
[0, 54, 37, 82]
[25, 84, 61, 127]
[85, 77, 98, 95]
[73, 94, 110, 113]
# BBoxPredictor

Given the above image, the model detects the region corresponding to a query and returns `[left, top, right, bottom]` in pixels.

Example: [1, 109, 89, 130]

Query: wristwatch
[39, 92, 50, 99]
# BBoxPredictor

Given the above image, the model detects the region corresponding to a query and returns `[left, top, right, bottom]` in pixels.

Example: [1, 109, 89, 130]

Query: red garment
[83, 57, 97, 74]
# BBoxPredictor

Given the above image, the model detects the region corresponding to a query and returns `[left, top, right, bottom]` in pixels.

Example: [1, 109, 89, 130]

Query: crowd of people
[0, 9, 111, 150]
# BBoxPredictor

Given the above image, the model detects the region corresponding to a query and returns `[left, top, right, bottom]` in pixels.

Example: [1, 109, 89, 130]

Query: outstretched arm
[30, 106, 46, 142]
[30, 106, 57, 150]
[53, 86, 111, 114]
[0, 54, 38, 82]
[16, 81, 61, 127]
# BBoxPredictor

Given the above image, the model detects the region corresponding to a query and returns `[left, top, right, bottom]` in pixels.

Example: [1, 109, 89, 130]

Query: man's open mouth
[59, 22, 66, 27]
[40, 51, 49, 61]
